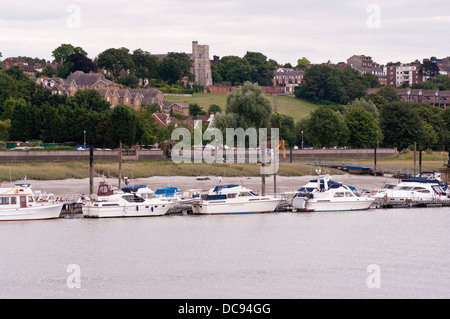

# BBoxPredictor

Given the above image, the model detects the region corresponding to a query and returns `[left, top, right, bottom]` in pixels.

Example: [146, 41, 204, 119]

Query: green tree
[0, 119, 10, 140]
[296, 57, 311, 70]
[304, 106, 348, 148]
[225, 82, 272, 130]
[365, 85, 401, 109]
[132, 49, 160, 86]
[420, 59, 440, 81]
[52, 44, 87, 64]
[295, 65, 344, 103]
[270, 113, 296, 147]
[362, 72, 381, 88]
[413, 103, 447, 149]
[72, 89, 111, 112]
[346, 98, 379, 118]
[69, 50, 98, 74]
[379, 102, 427, 150]
[0, 66, 37, 114]
[52, 44, 89, 78]
[39, 65, 57, 77]
[97, 47, 135, 78]
[189, 103, 206, 118]
[341, 79, 367, 104]
[216, 56, 251, 85]
[108, 104, 138, 147]
[344, 107, 381, 148]
[208, 104, 222, 114]
[244, 51, 276, 86]
[158, 52, 194, 85]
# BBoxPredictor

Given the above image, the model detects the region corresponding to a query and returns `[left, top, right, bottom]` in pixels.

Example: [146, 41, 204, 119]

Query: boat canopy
[122, 185, 148, 193]
[212, 184, 239, 192]
[402, 177, 440, 184]
[155, 187, 182, 195]
[307, 179, 342, 190]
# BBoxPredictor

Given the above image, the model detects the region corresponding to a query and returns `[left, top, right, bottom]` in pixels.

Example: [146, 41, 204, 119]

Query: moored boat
[347, 165, 370, 175]
[183, 184, 282, 215]
[372, 176, 448, 204]
[0, 184, 63, 221]
[292, 176, 374, 212]
[82, 181, 174, 218]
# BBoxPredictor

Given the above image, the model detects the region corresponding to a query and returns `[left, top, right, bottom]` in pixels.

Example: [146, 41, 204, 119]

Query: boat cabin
[97, 181, 122, 197]
[205, 184, 259, 200]
[0, 184, 35, 209]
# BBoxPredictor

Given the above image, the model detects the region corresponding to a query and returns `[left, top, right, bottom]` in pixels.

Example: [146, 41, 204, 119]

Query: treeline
[294, 65, 381, 104]
[288, 65, 450, 151]
[34, 44, 280, 89]
[0, 67, 173, 148]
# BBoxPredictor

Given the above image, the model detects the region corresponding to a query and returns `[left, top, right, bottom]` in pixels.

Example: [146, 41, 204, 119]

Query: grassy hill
[165, 93, 319, 122]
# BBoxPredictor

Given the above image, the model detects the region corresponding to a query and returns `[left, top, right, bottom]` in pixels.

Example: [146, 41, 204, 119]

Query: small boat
[122, 184, 155, 199]
[372, 176, 448, 203]
[154, 187, 183, 202]
[82, 181, 174, 218]
[0, 184, 63, 221]
[183, 184, 282, 215]
[292, 176, 374, 212]
[347, 165, 370, 175]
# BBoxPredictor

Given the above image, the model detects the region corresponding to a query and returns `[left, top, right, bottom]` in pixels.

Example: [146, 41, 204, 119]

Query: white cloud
[1, 0, 449, 65]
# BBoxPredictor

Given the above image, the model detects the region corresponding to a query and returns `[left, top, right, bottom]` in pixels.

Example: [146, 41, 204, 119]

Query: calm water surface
[1, 207, 449, 299]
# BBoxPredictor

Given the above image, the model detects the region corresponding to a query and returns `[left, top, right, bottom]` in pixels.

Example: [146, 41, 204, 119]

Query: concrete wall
[0, 149, 166, 163]
[290, 148, 397, 160]
[0, 148, 397, 163]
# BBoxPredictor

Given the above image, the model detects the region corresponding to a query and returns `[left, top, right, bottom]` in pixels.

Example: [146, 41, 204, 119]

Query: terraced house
[33, 71, 165, 109]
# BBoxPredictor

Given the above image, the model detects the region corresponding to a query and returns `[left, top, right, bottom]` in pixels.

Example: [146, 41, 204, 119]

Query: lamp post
[301, 131, 304, 149]
[83, 130, 86, 150]
[376, 130, 379, 149]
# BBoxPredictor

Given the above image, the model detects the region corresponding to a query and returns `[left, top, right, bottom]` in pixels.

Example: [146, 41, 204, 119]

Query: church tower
[192, 41, 212, 87]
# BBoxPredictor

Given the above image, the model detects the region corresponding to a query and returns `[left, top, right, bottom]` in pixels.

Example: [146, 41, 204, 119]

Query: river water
[1, 206, 449, 299]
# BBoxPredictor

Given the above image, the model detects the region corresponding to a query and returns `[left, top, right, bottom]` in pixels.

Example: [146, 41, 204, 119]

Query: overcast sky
[1, 0, 449, 65]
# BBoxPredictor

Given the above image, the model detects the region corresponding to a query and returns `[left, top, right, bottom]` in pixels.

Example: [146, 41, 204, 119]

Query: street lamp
[301, 131, 304, 149]
[83, 130, 86, 150]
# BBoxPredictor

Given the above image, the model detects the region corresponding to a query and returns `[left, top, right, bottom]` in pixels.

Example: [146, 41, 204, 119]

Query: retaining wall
[0, 150, 166, 163]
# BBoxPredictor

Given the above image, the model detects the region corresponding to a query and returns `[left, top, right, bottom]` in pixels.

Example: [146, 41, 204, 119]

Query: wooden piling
[89, 147, 94, 195]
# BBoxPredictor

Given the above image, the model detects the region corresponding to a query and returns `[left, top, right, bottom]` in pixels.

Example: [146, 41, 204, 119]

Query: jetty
[374, 199, 450, 209]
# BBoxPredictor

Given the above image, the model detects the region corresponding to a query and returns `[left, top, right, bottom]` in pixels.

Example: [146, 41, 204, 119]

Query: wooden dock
[374, 199, 450, 209]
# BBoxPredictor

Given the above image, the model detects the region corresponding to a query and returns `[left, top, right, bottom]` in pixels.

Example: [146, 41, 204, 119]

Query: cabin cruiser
[292, 176, 374, 212]
[82, 181, 173, 218]
[183, 184, 282, 215]
[0, 184, 63, 221]
[372, 176, 448, 203]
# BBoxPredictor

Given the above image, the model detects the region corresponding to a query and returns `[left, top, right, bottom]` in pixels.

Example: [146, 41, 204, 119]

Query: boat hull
[82, 202, 173, 218]
[191, 198, 281, 215]
[0, 203, 63, 221]
[347, 166, 370, 175]
[305, 198, 374, 212]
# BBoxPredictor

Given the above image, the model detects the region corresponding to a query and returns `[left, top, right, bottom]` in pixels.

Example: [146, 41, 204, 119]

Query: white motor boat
[372, 176, 448, 203]
[184, 184, 282, 215]
[292, 176, 374, 212]
[82, 181, 174, 218]
[0, 184, 63, 221]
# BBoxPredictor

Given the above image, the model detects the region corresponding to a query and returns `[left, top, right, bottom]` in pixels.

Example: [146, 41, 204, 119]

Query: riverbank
[1, 150, 446, 181]
[0, 162, 341, 181]
[11, 174, 399, 198]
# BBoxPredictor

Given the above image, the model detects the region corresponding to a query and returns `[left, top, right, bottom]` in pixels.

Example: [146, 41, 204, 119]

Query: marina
[1, 169, 447, 221]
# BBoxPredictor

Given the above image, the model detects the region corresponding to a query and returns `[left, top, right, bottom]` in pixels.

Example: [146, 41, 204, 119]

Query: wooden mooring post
[89, 147, 94, 195]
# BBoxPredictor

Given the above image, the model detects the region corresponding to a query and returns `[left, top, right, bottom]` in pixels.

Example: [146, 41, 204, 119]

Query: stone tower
[192, 41, 212, 87]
